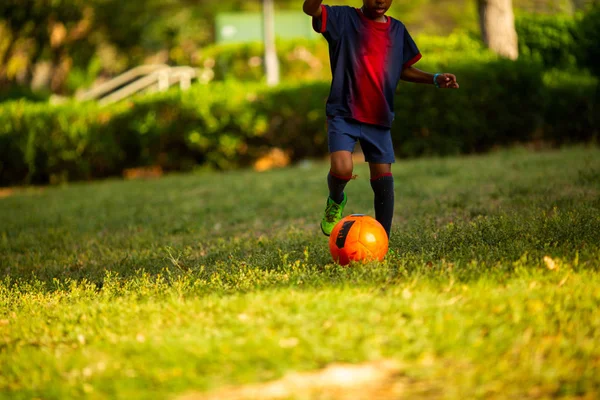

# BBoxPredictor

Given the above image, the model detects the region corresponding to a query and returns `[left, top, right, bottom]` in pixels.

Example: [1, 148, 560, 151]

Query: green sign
[215, 12, 320, 43]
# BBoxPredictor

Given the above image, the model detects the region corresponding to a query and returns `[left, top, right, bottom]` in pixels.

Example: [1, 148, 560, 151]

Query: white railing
[75, 65, 198, 106]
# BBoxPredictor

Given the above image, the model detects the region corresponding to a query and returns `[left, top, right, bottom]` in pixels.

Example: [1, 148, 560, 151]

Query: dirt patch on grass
[0, 186, 46, 198]
[0, 188, 15, 198]
[123, 165, 163, 180]
[178, 360, 436, 400]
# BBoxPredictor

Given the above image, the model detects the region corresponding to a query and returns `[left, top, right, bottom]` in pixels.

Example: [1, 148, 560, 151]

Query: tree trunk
[478, 0, 518, 60]
[262, 0, 279, 86]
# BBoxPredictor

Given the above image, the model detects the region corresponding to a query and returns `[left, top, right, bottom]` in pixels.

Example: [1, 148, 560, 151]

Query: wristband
[433, 73, 441, 88]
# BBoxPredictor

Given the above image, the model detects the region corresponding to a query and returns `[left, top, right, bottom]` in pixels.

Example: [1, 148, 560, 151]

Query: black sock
[328, 171, 350, 204]
[370, 174, 394, 238]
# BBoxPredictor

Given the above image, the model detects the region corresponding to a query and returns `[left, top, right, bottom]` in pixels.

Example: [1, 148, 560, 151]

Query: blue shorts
[327, 116, 395, 164]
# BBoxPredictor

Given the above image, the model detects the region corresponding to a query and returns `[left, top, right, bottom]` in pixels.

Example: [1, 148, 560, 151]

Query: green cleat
[320, 193, 347, 236]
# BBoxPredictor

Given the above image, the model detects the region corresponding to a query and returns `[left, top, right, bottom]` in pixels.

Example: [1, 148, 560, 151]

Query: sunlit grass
[1, 146, 599, 399]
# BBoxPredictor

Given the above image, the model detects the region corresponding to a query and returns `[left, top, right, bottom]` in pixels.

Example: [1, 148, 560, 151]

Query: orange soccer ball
[329, 214, 389, 266]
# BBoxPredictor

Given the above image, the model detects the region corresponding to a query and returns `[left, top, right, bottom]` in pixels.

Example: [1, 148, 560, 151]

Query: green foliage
[64, 56, 104, 94]
[0, 0, 95, 93]
[193, 33, 491, 84]
[1, 58, 598, 186]
[194, 39, 332, 82]
[397, 59, 543, 156]
[184, 7, 600, 83]
[575, 3, 600, 77]
[516, 5, 600, 76]
[0, 85, 50, 102]
[1, 0, 593, 97]
[515, 12, 579, 69]
[414, 31, 490, 62]
[0, 148, 600, 398]
[0, 100, 127, 185]
[542, 69, 600, 141]
[0, 0, 236, 93]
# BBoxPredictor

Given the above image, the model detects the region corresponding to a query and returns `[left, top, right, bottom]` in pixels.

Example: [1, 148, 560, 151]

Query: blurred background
[0, 0, 598, 185]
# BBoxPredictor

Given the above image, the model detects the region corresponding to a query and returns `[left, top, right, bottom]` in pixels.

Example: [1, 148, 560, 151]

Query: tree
[477, 0, 519, 59]
[0, 0, 93, 92]
[262, 0, 279, 86]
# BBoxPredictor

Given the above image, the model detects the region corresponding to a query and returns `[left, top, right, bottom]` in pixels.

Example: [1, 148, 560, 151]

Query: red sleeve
[312, 4, 328, 33]
[402, 27, 421, 68]
[403, 53, 422, 68]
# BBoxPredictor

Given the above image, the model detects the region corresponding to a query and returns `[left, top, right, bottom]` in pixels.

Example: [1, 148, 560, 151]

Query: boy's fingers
[439, 73, 459, 88]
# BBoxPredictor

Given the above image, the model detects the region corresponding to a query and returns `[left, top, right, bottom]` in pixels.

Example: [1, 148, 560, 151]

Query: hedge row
[514, 7, 598, 71]
[0, 59, 598, 186]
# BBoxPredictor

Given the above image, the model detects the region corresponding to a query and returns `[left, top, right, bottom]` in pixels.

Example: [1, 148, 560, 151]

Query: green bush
[515, 12, 579, 69]
[193, 39, 331, 83]
[516, 6, 600, 77]
[0, 101, 127, 185]
[0, 60, 597, 186]
[396, 59, 545, 156]
[575, 3, 600, 77]
[0, 85, 51, 102]
[541, 69, 599, 142]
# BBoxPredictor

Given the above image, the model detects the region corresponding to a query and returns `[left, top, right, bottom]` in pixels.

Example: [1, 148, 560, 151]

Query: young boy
[303, 0, 459, 239]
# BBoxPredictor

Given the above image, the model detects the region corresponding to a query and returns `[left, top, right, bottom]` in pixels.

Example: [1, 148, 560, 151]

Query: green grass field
[1, 146, 600, 399]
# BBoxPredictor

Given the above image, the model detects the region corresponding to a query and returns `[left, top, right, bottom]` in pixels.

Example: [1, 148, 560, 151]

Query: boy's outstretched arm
[401, 67, 459, 89]
[303, 0, 323, 16]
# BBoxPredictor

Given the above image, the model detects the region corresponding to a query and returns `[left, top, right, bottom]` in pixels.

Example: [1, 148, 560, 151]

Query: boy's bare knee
[369, 163, 392, 179]
[330, 151, 353, 176]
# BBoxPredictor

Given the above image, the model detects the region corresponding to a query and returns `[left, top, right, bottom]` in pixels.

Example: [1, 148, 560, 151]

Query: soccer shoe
[320, 193, 347, 236]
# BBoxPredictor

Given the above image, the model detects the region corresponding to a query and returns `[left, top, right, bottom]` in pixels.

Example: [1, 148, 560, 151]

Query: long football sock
[327, 171, 351, 204]
[370, 173, 394, 238]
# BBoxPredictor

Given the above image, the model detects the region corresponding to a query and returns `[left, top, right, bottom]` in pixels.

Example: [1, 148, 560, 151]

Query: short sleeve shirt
[313, 5, 421, 127]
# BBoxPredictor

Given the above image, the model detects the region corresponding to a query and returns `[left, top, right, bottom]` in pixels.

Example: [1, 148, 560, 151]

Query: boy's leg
[359, 123, 395, 239]
[328, 150, 353, 203]
[321, 117, 358, 236]
[369, 163, 394, 238]
[321, 151, 353, 236]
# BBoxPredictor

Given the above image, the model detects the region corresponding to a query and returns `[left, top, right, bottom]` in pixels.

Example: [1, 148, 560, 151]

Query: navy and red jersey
[312, 5, 421, 128]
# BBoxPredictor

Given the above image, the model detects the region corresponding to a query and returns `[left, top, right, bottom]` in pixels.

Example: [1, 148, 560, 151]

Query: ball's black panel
[335, 220, 355, 249]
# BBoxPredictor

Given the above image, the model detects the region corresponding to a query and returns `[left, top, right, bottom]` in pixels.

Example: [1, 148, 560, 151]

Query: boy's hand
[303, 0, 323, 16]
[436, 73, 459, 89]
